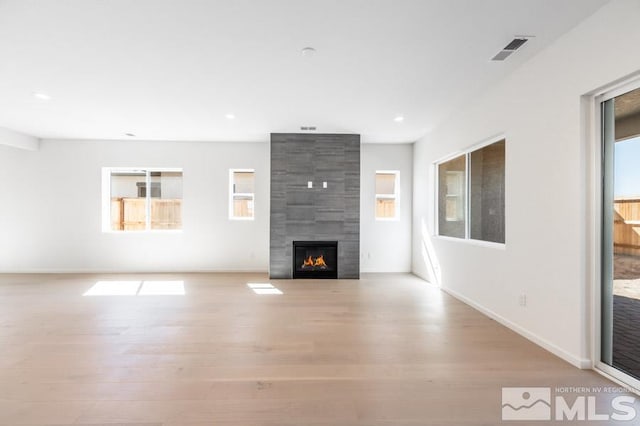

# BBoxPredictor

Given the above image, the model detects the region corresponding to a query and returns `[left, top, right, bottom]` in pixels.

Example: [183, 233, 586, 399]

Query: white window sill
[432, 235, 506, 250]
[102, 230, 183, 234]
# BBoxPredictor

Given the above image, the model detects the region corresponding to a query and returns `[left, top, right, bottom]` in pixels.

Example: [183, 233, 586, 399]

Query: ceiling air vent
[491, 37, 531, 61]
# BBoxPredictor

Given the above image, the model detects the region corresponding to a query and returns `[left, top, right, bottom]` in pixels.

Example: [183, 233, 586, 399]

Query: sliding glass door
[601, 86, 640, 383]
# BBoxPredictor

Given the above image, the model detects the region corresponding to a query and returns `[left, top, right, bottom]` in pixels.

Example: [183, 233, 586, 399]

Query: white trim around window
[434, 134, 506, 244]
[101, 167, 183, 233]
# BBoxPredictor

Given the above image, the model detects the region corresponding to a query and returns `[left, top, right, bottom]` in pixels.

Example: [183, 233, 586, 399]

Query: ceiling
[0, 0, 608, 143]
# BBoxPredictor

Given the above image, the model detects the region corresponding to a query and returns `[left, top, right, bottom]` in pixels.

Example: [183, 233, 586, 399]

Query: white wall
[361, 144, 413, 272]
[0, 139, 270, 272]
[0, 126, 39, 151]
[412, 0, 640, 368]
[0, 139, 414, 273]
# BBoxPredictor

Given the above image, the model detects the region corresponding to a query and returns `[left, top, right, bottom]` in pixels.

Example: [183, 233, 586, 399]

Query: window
[105, 168, 183, 232]
[375, 171, 400, 220]
[600, 83, 640, 385]
[437, 139, 505, 243]
[438, 155, 466, 238]
[230, 169, 255, 220]
[470, 140, 505, 243]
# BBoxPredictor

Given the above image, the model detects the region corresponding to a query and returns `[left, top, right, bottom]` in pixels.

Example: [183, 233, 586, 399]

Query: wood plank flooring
[0, 273, 633, 425]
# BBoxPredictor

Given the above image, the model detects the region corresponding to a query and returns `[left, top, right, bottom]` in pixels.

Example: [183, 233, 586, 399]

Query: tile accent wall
[270, 133, 360, 279]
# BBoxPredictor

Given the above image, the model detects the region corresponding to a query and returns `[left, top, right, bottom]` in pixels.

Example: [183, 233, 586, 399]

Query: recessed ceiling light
[125, 133, 136, 137]
[394, 115, 405, 123]
[33, 92, 51, 101]
[301, 47, 316, 57]
[225, 113, 236, 120]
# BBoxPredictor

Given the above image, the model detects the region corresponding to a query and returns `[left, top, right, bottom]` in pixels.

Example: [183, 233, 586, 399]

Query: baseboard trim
[0, 268, 269, 274]
[441, 286, 592, 369]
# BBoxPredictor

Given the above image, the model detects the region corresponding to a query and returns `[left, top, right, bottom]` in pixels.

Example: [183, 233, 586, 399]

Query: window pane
[234, 171, 254, 194]
[438, 155, 466, 238]
[150, 171, 183, 230]
[233, 195, 254, 218]
[376, 198, 396, 218]
[110, 171, 146, 231]
[470, 140, 505, 243]
[602, 87, 640, 381]
[375, 173, 396, 195]
[231, 170, 255, 219]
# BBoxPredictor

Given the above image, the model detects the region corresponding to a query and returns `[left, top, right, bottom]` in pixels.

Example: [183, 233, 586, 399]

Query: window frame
[444, 168, 465, 222]
[229, 168, 255, 221]
[434, 136, 506, 246]
[101, 167, 183, 233]
[590, 75, 640, 396]
[375, 170, 400, 221]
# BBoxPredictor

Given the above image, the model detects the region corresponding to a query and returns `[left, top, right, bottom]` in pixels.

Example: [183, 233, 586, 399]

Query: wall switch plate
[323, 181, 327, 188]
[307, 181, 313, 188]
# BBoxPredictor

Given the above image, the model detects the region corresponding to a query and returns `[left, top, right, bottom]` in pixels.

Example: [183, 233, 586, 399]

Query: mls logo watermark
[502, 387, 551, 420]
[501, 387, 638, 421]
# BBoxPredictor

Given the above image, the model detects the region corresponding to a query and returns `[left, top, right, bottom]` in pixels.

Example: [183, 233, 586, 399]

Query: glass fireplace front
[293, 241, 338, 279]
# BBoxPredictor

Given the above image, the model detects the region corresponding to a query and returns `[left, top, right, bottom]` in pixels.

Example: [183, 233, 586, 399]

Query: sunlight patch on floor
[83, 280, 185, 296]
[247, 283, 283, 295]
[139, 280, 185, 295]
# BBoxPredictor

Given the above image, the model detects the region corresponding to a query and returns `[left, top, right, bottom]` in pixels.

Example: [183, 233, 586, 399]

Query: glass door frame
[592, 77, 640, 392]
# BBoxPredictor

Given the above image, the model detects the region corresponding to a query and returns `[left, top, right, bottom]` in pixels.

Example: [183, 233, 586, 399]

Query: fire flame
[301, 255, 328, 269]
[314, 255, 327, 267]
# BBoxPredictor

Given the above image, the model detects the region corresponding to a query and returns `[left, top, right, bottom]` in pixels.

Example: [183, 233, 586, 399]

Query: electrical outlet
[518, 294, 527, 307]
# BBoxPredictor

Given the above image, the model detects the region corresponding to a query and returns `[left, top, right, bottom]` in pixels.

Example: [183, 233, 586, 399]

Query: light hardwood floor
[0, 273, 633, 425]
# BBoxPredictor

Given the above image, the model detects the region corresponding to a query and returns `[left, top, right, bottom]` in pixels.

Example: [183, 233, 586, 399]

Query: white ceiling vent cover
[491, 37, 531, 61]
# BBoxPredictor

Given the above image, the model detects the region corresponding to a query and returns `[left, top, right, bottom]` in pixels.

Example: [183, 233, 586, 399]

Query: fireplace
[293, 241, 338, 279]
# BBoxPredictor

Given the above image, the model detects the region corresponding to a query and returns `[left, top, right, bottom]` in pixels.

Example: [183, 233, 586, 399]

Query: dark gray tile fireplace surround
[270, 133, 360, 279]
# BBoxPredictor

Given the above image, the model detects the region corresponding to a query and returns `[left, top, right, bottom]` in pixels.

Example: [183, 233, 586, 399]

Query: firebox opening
[293, 241, 338, 279]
